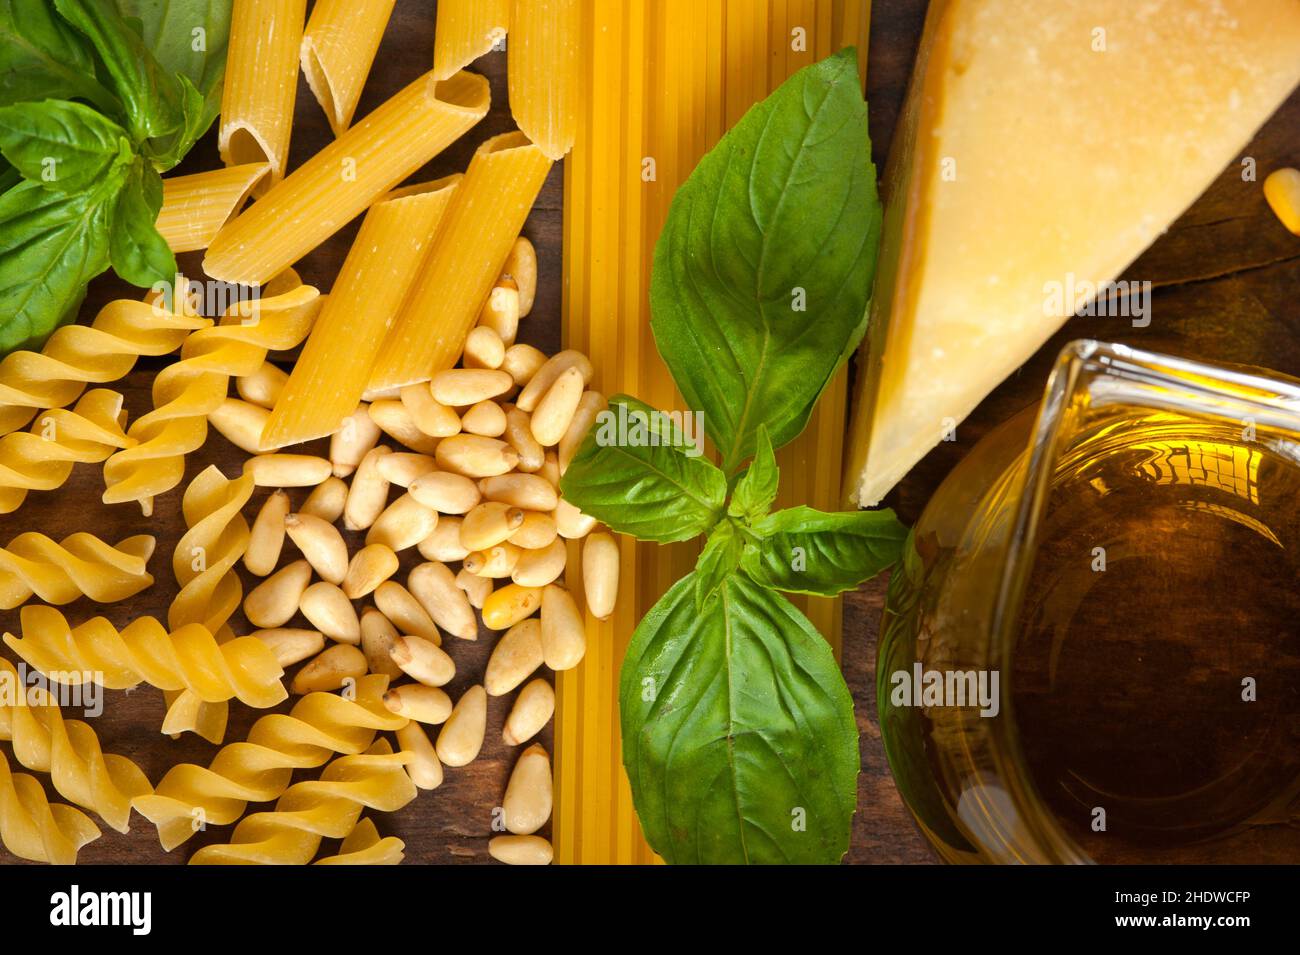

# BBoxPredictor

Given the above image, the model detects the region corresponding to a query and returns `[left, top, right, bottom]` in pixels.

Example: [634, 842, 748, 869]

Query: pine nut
[499, 237, 537, 316]
[245, 559, 312, 629]
[489, 835, 552, 866]
[541, 584, 586, 671]
[301, 476, 348, 522]
[396, 721, 443, 790]
[237, 361, 289, 409]
[461, 400, 507, 437]
[463, 325, 505, 369]
[456, 566, 494, 607]
[460, 501, 526, 551]
[481, 583, 542, 631]
[409, 471, 481, 514]
[389, 634, 456, 687]
[503, 406, 545, 471]
[435, 685, 487, 767]
[408, 562, 477, 640]
[367, 493, 438, 551]
[343, 445, 392, 531]
[291, 644, 366, 694]
[512, 538, 567, 587]
[582, 532, 619, 620]
[530, 366, 584, 447]
[374, 581, 442, 646]
[300, 581, 361, 644]
[463, 543, 521, 579]
[244, 453, 332, 487]
[399, 383, 461, 438]
[477, 283, 519, 345]
[554, 498, 597, 539]
[330, 405, 381, 477]
[342, 543, 399, 599]
[538, 451, 560, 488]
[434, 434, 518, 477]
[253, 627, 325, 668]
[502, 678, 555, 746]
[377, 452, 439, 487]
[501, 343, 546, 387]
[485, 619, 544, 696]
[209, 398, 269, 453]
[502, 743, 552, 834]
[244, 489, 289, 576]
[430, 369, 514, 407]
[285, 512, 349, 584]
[418, 516, 469, 562]
[369, 399, 441, 454]
[515, 350, 593, 413]
[384, 683, 453, 724]
[360, 608, 403, 677]
[508, 512, 558, 549]
[479, 473, 557, 511]
[559, 391, 607, 473]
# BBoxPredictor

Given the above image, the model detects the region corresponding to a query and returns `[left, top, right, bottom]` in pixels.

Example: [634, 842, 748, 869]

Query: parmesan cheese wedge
[844, 0, 1300, 507]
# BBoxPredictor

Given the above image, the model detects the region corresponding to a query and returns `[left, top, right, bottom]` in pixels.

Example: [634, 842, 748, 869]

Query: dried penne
[508, 0, 580, 160]
[433, 0, 508, 80]
[300, 0, 398, 135]
[156, 163, 270, 253]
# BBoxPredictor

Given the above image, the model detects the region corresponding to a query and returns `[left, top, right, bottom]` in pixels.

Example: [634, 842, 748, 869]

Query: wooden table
[3, 0, 1295, 865]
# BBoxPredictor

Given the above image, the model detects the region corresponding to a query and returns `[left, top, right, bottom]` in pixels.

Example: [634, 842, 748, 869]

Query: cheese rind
[845, 0, 1300, 507]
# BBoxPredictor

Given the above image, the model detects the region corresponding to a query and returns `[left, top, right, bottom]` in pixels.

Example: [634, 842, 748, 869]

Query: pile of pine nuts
[223, 239, 615, 866]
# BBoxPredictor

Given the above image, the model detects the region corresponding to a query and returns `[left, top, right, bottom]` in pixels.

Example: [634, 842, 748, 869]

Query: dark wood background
[2, 0, 1296, 865]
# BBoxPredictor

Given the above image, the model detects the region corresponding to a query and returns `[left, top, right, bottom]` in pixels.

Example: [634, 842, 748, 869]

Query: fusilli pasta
[189, 738, 416, 865]
[313, 817, 405, 865]
[0, 659, 152, 833]
[0, 390, 133, 515]
[0, 532, 155, 610]
[102, 275, 322, 515]
[132, 675, 404, 851]
[0, 750, 100, 865]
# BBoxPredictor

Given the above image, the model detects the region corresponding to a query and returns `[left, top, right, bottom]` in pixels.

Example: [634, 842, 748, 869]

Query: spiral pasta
[0, 532, 155, 610]
[189, 738, 416, 865]
[132, 675, 405, 851]
[0, 294, 209, 438]
[102, 275, 322, 514]
[2, 605, 286, 710]
[0, 659, 152, 833]
[314, 817, 406, 865]
[0, 390, 133, 515]
[0, 750, 100, 865]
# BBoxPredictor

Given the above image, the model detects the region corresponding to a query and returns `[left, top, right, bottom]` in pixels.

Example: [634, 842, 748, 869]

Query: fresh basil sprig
[0, 0, 231, 354]
[559, 47, 904, 866]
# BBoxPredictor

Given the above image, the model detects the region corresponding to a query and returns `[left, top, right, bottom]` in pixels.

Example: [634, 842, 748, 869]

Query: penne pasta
[156, 163, 270, 253]
[301, 0, 398, 136]
[204, 70, 490, 286]
[433, 0, 508, 81]
[259, 176, 462, 450]
[508, 0, 580, 160]
[367, 132, 552, 394]
[219, 0, 308, 192]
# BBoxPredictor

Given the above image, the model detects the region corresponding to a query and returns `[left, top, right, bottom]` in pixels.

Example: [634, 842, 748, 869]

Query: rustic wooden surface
[2, 0, 1297, 866]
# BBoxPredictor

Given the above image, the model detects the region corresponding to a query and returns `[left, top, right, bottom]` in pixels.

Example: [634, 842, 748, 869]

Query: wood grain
[2, 0, 1296, 866]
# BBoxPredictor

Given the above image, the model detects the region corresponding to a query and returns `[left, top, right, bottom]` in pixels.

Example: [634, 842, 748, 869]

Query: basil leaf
[742, 505, 907, 597]
[0, 177, 118, 352]
[0, 99, 133, 193]
[693, 519, 744, 610]
[621, 572, 859, 863]
[650, 47, 881, 472]
[0, 158, 18, 193]
[53, 0, 184, 149]
[109, 158, 174, 286]
[145, 73, 208, 171]
[0, 0, 119, 113]
[559, 394, 727, 543]
[114, 0, 231, 131]
[727, 425, 778, 524]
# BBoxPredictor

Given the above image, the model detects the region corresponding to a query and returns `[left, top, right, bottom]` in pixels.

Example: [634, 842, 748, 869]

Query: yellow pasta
[204, 69, 490, 286]
[0, 295, 209, 438]
[260, 176, 461, 450]
[2, 605, 286, 712]
[189, 738, 416, 865]
[367, 132, 553, 393]
[314, 817, 405, 865]
[0, 751, 99, 865]
[508, 0, 580, 160]
[132, 675, 403, 851]
[0, 532, 154, 610]
[433, 0, 508, 80]
[156, 163, 271, 253]
[219, 0, 307, 190]
[301, 0, 398, 136]
[102, 277, 322, 515]
[0, 390, 132, 515]
[0, 659, 152, 834]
